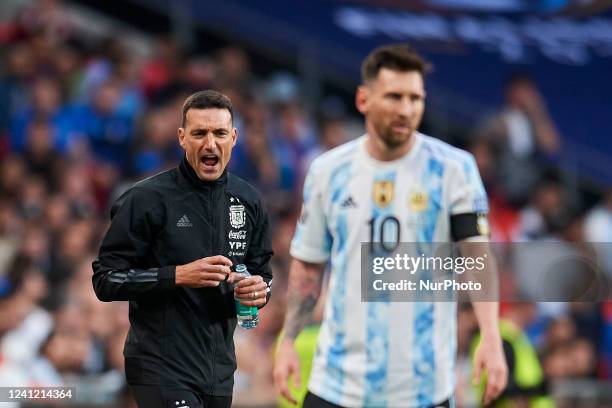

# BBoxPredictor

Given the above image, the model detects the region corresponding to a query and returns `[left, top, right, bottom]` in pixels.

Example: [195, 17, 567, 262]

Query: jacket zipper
[208, 187, 218, 395]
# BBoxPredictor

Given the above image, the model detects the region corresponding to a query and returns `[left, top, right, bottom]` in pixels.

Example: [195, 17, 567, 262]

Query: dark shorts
[129, 385, 232, 408]
[303, 391, 453, 408]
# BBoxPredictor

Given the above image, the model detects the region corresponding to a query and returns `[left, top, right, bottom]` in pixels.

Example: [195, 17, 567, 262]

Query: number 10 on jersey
[368, 215, 401, 253]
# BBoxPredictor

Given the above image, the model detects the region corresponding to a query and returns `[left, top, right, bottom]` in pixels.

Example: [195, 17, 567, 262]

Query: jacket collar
[179, 155, 228, 189]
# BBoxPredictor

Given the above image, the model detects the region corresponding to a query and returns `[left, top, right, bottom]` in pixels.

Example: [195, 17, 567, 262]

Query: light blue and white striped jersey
[290, 133, 488, 407]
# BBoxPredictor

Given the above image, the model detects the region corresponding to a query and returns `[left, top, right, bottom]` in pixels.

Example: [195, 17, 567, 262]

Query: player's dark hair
[181, 90, 233, 127]
[361, 43, 431, 83]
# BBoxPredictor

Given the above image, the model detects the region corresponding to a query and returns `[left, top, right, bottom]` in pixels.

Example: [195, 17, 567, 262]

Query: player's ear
[231, 127, 237, 147]
[356, 85, 368, 114]
[178, 127, 186, 149]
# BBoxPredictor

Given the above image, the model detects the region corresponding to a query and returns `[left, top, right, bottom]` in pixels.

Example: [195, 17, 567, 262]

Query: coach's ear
[355, 85, 369, 115]
[178, 127, 186, 150]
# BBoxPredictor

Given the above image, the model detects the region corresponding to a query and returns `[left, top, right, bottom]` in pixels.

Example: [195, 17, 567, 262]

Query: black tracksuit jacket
[92, 157, 273, 396]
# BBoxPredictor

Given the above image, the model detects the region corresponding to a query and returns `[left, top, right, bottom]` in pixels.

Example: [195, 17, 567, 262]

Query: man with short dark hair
[274, 44, 507, 407]
[93, 90, 273, 408]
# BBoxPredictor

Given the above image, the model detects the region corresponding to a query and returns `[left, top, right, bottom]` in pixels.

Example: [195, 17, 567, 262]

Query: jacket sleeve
[92, 187, 175, 302]
[245, 198, 274, 308]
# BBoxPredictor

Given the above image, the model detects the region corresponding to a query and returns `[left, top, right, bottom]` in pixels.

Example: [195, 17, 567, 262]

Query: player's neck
[365, 132, 416, 162]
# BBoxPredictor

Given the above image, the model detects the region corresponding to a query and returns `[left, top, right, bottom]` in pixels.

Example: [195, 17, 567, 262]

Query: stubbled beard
[378, 126, 412, 149]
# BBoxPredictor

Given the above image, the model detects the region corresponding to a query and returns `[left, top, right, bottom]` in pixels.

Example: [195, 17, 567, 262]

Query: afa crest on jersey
[409, 191, 429, 212]
[373, 180, 394, 208]
[229, 204, 246, 228]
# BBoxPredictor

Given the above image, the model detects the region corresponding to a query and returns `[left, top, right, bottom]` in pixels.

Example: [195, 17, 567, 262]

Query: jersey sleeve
[290, 161, 332, 263]
[92, 187, 175, 301]
[448, 153, 490, 241]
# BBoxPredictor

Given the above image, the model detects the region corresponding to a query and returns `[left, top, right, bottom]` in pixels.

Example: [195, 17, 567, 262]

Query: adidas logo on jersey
[341, 196, 357, 208]
[176, 215, 193, 227]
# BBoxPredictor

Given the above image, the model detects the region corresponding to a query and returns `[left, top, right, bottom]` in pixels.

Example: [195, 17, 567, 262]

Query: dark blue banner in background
[143, 0, 612, 183]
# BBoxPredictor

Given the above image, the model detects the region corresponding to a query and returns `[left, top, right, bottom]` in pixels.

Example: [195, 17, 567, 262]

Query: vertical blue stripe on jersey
[321, 161, 352, 403]
[330, 162, 352, 205]
[464, 156, 489, 213]
[363, 170, 396, 408]
[413, 156, 444, 407]
[463, 159, 474, 185]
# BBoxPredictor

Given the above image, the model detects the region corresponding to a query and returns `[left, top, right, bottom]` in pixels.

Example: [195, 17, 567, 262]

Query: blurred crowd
[0, 1, 610, 407]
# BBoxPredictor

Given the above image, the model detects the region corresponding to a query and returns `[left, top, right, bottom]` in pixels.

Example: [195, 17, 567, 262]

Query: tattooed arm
[273, 258, 326, 403]
[283, 259, 326, 339]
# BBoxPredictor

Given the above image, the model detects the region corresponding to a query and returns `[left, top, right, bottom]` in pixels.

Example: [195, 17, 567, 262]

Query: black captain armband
[450, 212, 490, 241]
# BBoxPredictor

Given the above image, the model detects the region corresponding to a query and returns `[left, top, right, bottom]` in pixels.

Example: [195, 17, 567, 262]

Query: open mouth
[200, 154, 219, 168]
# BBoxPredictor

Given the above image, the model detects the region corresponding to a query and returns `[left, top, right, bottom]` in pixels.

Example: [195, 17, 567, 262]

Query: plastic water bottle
[234, 264, 259, 329]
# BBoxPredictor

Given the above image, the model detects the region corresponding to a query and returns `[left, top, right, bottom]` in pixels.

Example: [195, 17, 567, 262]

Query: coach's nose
[202, 133, 216, 151]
